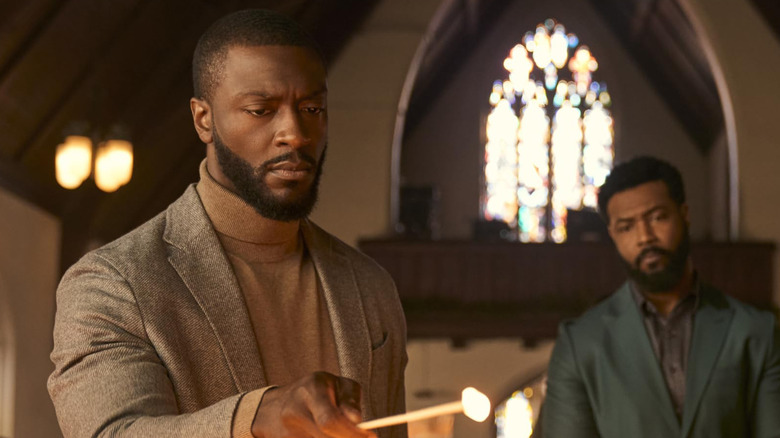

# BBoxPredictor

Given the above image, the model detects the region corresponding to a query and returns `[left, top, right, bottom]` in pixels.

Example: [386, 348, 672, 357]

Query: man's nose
[274, 109, 311, 149]
[636, 219, 657, 246]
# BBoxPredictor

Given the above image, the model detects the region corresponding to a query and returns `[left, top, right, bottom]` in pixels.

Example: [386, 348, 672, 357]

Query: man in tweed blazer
[48, 9, 407, 438]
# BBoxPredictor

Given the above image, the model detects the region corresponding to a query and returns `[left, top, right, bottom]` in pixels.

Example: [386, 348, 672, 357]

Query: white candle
[358, 387, 491, 430]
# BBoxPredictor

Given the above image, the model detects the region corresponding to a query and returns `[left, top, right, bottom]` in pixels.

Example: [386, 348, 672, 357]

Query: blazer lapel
[164, 186, 266, 392]
[605, 284, 680, 432]
[681, 287, 733, 437]
[302, 221, 372, 411]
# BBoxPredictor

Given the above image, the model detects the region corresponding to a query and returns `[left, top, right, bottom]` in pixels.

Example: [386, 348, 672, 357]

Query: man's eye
[246, 109, 271, 116]
[302, 106, 325, 114]
[651, 212, 667, 222]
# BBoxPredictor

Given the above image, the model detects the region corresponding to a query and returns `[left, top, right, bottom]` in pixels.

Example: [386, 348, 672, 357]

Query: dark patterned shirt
[631, 280, 700, 421]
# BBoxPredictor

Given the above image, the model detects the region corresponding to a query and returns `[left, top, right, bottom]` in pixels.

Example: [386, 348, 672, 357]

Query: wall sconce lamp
[55, 124, 133, 193]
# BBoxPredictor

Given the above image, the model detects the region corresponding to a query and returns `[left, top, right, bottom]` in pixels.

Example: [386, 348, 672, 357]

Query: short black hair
[597, 156, 686, 222]
[192, 9, 324, 101]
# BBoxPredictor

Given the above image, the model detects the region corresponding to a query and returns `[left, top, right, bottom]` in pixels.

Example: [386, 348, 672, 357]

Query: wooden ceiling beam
[0, 0, 63, 80]
[0, 0, 146, 161]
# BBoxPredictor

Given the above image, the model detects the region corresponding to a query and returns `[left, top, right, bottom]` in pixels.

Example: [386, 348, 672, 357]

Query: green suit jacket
[48, 185, 408, 438]
[541, 282, 780, 438]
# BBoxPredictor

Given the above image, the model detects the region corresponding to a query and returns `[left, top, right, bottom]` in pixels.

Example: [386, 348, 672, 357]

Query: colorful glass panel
[482, 19, 614, 242]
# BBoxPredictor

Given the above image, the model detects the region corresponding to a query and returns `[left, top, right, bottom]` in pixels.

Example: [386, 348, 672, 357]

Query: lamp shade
[55, 135, 92, 189]
[94, 139, 133, 192]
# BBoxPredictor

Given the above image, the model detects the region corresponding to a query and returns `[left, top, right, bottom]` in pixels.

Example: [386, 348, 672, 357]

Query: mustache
[263, 151, 317, 168]
[634, 246, 672, 266]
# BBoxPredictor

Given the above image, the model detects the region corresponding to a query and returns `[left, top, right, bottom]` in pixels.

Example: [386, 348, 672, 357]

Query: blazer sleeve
[753, 322, 780, 438]
[47, 252, 245, 437]
[540, 323, 600, 438]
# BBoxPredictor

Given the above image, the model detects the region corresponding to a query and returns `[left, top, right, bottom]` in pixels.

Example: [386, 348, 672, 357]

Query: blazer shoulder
[565, 284, 628, 324]
[557, 284, 631, 341]
[67, 210, 166, 275]
[66, 187, 199, 278]
[712, 286, 778, 335]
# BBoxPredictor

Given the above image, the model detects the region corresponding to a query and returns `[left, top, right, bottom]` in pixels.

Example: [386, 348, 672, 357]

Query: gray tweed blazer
[48, 185, 408, 438]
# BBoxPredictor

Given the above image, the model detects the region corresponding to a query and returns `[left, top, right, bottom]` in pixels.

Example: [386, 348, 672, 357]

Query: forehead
[606, 180, 675, 220]
[217, 45, 326, 98]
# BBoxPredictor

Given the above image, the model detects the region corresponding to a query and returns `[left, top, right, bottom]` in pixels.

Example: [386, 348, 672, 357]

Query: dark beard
[212, 127, 326, 222]
[622, 229, 690, 293]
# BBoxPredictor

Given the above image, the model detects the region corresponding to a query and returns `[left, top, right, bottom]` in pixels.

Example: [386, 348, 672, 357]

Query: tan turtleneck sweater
[195, 161, 339, 437]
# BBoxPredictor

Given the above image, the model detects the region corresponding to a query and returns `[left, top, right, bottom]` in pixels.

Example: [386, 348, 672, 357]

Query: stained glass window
[482, 19, 614, 242]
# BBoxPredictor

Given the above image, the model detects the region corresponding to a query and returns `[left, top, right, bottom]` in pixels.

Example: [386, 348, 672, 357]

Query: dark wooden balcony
[358, 240, 776, 344]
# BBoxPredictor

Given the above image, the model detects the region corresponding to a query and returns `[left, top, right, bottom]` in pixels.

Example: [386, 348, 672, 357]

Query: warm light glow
[503, 393, 534, 438]
[94, 139, 133, 192]
[461, 387, 491, 422]
[55, 136, 92, 189]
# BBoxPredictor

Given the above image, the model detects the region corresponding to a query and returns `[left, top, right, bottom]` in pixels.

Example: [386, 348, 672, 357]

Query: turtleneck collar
[196, 159, 300, 247]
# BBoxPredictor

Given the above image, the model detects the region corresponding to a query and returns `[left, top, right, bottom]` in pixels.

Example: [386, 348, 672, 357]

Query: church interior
[1, 0, 779, 436]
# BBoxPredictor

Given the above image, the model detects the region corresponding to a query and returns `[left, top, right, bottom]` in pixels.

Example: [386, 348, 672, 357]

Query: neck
[639, 259, 694, 315]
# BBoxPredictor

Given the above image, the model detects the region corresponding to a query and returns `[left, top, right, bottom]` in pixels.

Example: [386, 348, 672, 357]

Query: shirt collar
[630, 272, 701, 317]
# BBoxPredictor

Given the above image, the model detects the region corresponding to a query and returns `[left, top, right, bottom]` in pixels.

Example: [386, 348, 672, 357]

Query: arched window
[482, 19, 614, 243]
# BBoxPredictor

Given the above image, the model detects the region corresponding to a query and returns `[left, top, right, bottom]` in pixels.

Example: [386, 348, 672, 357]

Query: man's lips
[636, 248, 668, 269]
[268, 161, 313, 180]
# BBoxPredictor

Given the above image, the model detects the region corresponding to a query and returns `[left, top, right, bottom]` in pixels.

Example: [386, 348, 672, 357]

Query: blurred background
[1, 0, 779, 436]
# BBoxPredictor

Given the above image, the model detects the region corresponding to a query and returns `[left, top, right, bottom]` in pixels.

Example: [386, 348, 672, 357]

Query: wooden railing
[358, 240, 776, 344]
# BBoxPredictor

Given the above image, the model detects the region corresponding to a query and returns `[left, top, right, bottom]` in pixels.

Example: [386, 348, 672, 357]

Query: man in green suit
[541, 156, 780, 437]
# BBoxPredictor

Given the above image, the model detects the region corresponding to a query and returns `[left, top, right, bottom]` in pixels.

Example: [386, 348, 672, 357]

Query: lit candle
[358, 387, 491, 430]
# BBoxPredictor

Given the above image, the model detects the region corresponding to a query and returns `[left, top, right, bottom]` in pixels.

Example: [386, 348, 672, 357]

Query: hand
[251, 371, 378, 438]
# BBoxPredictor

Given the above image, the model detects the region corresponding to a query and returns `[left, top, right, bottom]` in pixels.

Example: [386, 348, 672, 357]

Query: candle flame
[461, 387, 491, 422]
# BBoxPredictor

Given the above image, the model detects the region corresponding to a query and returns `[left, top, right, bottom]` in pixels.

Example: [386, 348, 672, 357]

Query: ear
[190, 97, 213, 145]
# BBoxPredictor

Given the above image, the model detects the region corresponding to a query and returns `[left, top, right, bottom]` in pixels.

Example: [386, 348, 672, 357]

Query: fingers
[305, 373, 375, 438]
[253, 372, 376, 438]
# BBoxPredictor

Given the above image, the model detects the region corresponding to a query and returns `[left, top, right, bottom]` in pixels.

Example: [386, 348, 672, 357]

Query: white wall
[682, 0, 780, 304]
[0, 187, 61, 437]
[311, 0, 445, 246]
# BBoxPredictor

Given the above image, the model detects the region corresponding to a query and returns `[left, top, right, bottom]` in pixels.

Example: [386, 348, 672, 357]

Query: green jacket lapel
[163, 185, 266, 392]
[606, 284, 681, 432]
[681, 286, 734, 437]
[301, 220, 372, 413]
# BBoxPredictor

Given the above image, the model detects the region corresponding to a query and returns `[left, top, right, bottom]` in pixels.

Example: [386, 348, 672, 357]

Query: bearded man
[47, 9, 407, 438]
[540, 156, 780, 438]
